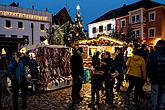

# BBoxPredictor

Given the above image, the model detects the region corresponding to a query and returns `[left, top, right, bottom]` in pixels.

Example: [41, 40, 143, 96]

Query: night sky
[0, 0, 165, 29]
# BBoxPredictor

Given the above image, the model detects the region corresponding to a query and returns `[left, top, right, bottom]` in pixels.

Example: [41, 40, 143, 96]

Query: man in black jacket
[70, 47, 84, 103]
[147, 40, 165, 110]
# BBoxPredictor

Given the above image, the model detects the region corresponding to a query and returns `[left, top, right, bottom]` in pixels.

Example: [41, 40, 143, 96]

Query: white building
[88, 19, 116, 38]
[0, 3, 52, 53]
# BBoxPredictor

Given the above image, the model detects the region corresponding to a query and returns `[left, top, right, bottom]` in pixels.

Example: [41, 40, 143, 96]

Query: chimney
[32, 5, 34, 10]
[46, 8, 48, 12]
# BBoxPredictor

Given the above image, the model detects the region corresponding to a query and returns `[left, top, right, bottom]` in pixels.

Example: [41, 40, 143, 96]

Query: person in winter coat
[0, 53, 8, 109]
[90, 51, 104, 107]
[114, 48, 124, 92]
[138, 44, 149, 63]
[102, 51, 116, 104]
[125, 49, 146, 103]
[70, 47, 84, 103]
[8, 52, 28, 110]
[147, 40, 165, 110]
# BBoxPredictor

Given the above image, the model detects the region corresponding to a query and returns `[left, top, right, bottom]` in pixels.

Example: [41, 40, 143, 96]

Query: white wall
[88, 19, 116, 38]
[0, 4, 52, 45]
[0, 17, 50, 44]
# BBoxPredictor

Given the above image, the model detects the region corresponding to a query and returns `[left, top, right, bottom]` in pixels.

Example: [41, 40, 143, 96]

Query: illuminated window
[5, 20, 11, 28]
[92, 27, 96, 33]
[40, 24, 45, 30]
[18, 22, 23, 29]
[99, 25, 103, 32]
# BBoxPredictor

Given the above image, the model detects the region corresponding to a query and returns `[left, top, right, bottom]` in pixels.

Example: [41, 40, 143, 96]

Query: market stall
[77, 35, 126, 60]
[76, 36, 126, 79]
[21, 44, 72, 92]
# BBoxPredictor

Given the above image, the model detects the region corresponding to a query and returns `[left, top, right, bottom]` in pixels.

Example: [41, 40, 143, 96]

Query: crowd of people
[70, 40, 165, 110]
[0, 39, 165, 110]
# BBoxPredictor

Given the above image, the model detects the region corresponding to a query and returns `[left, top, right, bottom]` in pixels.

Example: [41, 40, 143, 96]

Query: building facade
[88, 0, 165, 46]
[88, 19, 115, 38]
[0, 3, 52, 53]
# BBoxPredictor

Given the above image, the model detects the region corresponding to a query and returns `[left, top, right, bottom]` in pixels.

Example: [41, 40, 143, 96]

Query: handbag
[111, 70, 119, 78]
[143, 81, 151, 92]
[93, 70, 104, 75]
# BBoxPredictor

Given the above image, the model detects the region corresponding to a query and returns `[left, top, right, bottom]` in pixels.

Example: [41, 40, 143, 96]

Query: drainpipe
[31, 23, 34, 45]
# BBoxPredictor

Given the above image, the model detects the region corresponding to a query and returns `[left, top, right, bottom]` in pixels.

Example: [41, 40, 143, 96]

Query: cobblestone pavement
[4, 82, 151, 110]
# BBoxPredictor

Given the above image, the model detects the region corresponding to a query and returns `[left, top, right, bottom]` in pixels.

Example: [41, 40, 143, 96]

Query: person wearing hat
[70, 47, 84, 103]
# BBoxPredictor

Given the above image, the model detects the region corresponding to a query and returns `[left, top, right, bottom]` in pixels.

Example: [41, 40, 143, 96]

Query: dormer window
[149, 11, 156, 22]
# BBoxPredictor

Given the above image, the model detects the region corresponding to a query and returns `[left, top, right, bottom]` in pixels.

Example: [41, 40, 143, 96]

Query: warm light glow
[20, 47, 26, 53]
[0, 11, 48, 21]
[43, 39, 49, 45]
[40, 30, 46, 32]
[1, 48, 6, 55]
[78, 36, 126, 45]
[126, 47, 133, 57]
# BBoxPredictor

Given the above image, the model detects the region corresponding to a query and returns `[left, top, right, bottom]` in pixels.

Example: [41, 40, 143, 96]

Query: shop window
[5, 20, 11, 28]
[99, 25, 103, 32]
[18, 22, 23, 29]
[107, 24, 112, 31]
[148, 28, 156, 38]
[92, 27, 96, 33]
[11, 35, 17, 38]
[40, 24, 45, 30]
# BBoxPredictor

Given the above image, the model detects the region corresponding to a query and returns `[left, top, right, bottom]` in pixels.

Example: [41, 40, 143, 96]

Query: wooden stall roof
[77, 36, 126, 46]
